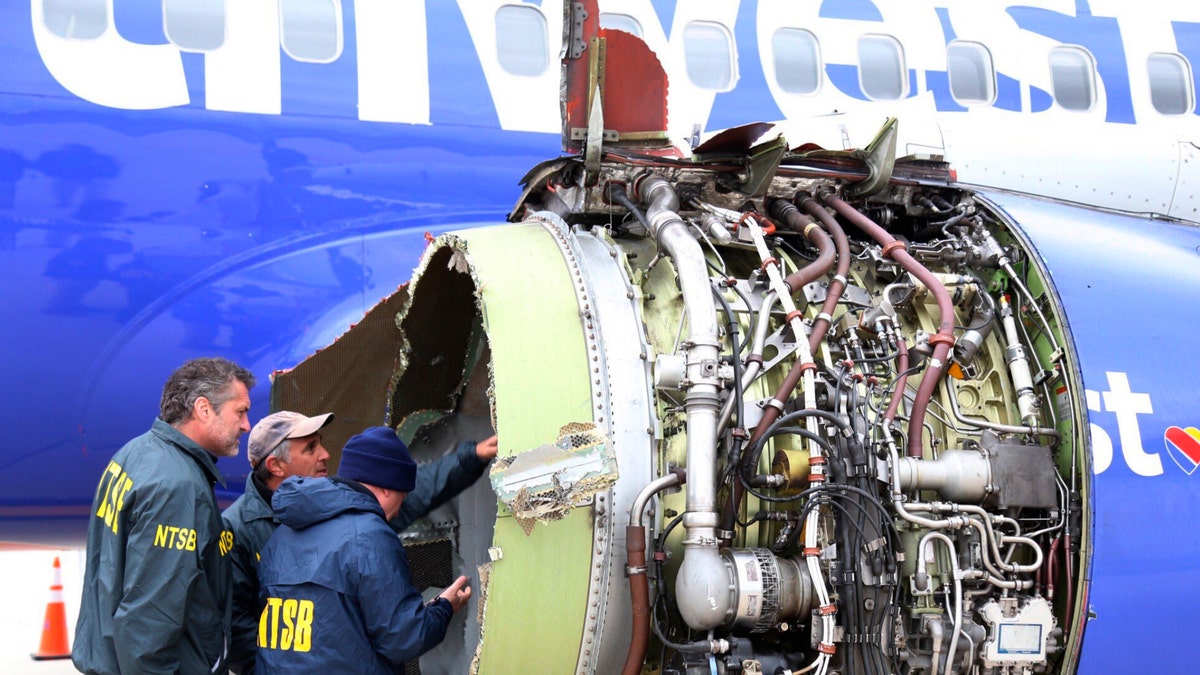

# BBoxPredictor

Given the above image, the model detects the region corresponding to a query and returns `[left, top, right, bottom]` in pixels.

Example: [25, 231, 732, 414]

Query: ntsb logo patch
[1163, 426, 1200, 475]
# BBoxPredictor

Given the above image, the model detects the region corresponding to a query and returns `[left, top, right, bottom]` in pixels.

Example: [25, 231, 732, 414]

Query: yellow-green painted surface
[455, 224, 596, 674]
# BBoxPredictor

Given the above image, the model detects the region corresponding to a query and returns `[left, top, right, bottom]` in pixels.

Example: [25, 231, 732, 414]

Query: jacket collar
[151, 418, 227, 488]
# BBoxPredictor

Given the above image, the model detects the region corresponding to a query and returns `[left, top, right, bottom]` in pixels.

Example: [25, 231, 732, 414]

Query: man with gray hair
[223, 410, 334, 675]
[222, 411, 497, 674]
[73, 357, 256, 675]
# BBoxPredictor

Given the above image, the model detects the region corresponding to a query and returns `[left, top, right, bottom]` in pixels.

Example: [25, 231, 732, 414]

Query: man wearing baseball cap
[223, 412, 496, 674]
[256, 427, 472, 673]
[222, 411, 334, 675]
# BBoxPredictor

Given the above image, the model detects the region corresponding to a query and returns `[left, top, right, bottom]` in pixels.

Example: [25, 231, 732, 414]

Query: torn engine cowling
[378, 150, 1089, 675]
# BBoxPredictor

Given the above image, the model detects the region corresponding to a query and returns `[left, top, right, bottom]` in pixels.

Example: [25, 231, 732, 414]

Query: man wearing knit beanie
[256, 426, 473, 673]
[223, 412, 495, 674]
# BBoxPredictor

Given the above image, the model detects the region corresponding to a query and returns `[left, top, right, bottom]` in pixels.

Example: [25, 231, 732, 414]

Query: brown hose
[744, 196, 847, 449]
[885, 338, 910, 423]
[822, 193, 956, 458]
[622, 525, 649, 675]
[799, 192, 852, 361]
[764, 200, 833, 294]
[1063, 533, 1074, 632]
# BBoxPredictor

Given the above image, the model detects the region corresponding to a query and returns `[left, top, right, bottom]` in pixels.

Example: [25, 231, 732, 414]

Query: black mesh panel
[402, 537, 454, 591]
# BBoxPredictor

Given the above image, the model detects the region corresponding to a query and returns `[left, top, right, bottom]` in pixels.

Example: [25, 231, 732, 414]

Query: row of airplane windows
[42, 1, 1197, 116]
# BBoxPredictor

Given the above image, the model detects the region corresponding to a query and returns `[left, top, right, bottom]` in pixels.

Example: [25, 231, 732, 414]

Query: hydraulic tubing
[823, 192, 956, 458]
[717, 291, 776, 432]
[799, 192, 852, 354]
[944, 378, 1061, 444]
[885, 338, 910, 422]
[919, 532, 964, 675]
[765, 198, 833, 294]
[623, 471, 683, 675]
[744, 194, 844, 448]
[634, 174, 730, 633]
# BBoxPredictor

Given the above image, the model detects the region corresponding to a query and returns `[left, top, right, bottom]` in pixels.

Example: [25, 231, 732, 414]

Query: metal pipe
[634, 174, 729, 631]
[927, 616, 944, 675]
[629, 472, 683, 528]
[918, 532, 963, 675]
[716, 290, 776, 431]
[884, 421, 970, 531]
[944, 378, 1061, 443]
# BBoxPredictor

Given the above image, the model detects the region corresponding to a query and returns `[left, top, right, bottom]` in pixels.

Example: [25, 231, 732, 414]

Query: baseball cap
[247, 411, 334, 467]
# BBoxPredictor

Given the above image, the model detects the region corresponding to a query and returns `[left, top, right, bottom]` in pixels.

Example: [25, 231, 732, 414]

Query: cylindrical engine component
[724, 549, 814, 632]
[771, 448, 811, 489]
[654, 354, 686, 391]
[895, 449, 991, 503]
[699, 213, 733, 244]
[955, 326, 988, 366]
[999, 295, 1041, 426]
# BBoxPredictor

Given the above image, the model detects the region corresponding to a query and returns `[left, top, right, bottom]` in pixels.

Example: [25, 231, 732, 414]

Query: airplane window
[42, 0, 107, 40]
[496, 5, 549, 76]
[1148, 53, 1194, 115]
[1049, 46, 1095, 112]
[858, 35, 906, 100]
[683, 21, 735, 91]
[947, 41, 995, 105]
[600, 13, 642, 37]
[772, 28, 821, 95]
[164, 0, 226, 52]
[280, 0, 343, 64]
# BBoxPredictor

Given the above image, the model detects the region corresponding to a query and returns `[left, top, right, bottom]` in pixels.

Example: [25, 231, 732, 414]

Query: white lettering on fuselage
[32, 0, 189, 109]
[1087, 371, 1162, 476]
[31, 1, 1200, 131]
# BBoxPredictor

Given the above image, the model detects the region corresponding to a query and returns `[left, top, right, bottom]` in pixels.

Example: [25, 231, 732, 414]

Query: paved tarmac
[0, 550, 83, 675]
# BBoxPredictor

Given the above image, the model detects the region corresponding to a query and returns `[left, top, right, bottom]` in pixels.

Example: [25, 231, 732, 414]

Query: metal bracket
[566, 2, 588, 59]
[734, 134, 789, 197]
[583, 36, 607, 185]
[585, 85, 604, 184]
[845, 117, 898, 199]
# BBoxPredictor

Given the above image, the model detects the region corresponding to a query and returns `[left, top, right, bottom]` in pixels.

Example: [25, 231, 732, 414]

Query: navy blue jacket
[223, 440, 485, 674]
[256, 477, 453, 674]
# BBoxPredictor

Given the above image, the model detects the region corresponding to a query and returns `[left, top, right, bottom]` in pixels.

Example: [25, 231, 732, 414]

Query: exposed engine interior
[493, 149, 1089, 675]
[306, 142, 1091, 674]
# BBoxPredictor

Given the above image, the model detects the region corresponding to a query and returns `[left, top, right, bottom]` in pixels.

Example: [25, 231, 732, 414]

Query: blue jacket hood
[272, 476, 383, 530]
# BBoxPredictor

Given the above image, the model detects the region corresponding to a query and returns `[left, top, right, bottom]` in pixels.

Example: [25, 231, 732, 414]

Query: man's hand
[475, 435, 498, 462]
[439, 575, 472, 612]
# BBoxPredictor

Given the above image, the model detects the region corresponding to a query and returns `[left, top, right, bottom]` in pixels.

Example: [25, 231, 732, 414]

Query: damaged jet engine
[280, 134, 1090, 675]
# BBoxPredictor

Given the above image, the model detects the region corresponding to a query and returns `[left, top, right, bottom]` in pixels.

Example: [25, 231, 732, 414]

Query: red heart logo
[1164, 426, 1200, 475]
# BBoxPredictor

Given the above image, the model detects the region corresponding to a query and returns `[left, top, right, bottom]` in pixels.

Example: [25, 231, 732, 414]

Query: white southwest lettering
[204, 0, 280, 115]
[1091, 371, 1161, 476]
[1085, 389, 1113, 475]
[456, 0, 559, 133]
[31, 0, 189, 110]
[357, 0, 430, 124]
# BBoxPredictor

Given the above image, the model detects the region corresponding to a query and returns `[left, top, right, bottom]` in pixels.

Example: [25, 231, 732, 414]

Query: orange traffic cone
[31, 556, 71, 661]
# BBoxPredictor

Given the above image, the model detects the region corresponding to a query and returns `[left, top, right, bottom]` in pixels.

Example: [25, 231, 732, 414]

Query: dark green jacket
[222, 474, 276, 675]
[222, 440, 487, 674]
[73, 419, 233, 675]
